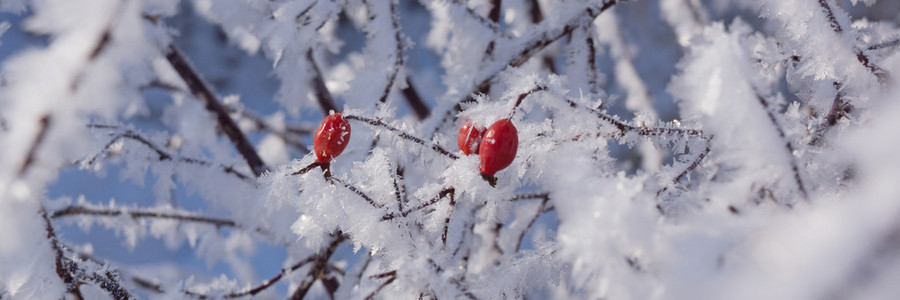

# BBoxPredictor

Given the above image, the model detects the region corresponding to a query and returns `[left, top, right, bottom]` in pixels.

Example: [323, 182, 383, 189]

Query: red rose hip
[314, 112, 351, 163]
[478, 119, 518, 176]
[457, 120, 484, 155]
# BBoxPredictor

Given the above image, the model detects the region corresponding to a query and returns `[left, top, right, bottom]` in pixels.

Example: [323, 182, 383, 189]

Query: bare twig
[451, 0, 512, 39]
[431, 0, 627, 138]
[307, 49, 341, 115]
[364, 274, 396, 300]
[163, 43, 268, 177]
[42, 209, 87, 299]
[365, 0, 404, 107]
[329, 177, 385, 209]
[18, 115, 50, 177]
[227, 106, 312, 154]
[505, 192, 550, 202]
[84, 125, 254, 182]
[867, 38, 900, 51]
[441, 191, 457, 246]
[817, 0, 842, 33]
[290, 234, 346, 299]
[755, 94, 809, 201]
[382, 188, 455, 221]
[426, 259, 478, 300]
[516, 196, 549, 252]
[51, 206, 238, 228]
[402, 78, 431, 120]
[528, 0, 543, 23]
[816, 0, 888, 82]
[345, 114, 459, 160]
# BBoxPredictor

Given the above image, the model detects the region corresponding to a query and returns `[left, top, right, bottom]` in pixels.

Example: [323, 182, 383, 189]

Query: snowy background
[1, 0, 900, 299]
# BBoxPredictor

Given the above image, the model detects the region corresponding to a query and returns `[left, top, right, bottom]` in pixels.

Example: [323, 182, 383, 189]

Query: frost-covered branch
[17, 115, 50, 177]
[84, 124, 254, 182]
[51, 206, 238, 228]
[290, 234, 346, 300]
[41, 209, 86, 299]
[868, 38, 900, 51]
[755, 94, 809, 200]
[401, 78, 431, 120]
[163, 43, 268, 177]
[345, 114, 459, 159]
[308, 49, 341, 116]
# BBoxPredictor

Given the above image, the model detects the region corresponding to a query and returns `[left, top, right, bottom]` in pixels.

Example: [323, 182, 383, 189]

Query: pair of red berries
[312, 112, 518, 179]
[458, 119, 518, 177]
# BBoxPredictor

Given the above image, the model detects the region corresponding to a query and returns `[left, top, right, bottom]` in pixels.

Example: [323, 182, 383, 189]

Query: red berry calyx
[458, 120, 485, 156]
[314, 112, 351, 164]
[478, 119, 518, 177]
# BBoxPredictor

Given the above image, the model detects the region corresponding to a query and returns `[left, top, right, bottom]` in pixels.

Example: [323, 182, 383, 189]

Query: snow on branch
[6, 0, 900, 299]
[163, 43, 268, 177]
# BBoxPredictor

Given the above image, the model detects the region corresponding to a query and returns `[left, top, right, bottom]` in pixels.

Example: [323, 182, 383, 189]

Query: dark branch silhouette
[164, 43, 268, 177]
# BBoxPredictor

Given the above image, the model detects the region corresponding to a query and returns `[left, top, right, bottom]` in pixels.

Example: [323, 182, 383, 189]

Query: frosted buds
[479, 119, 518, 177]
[314, 112, 351, 164]
[457, 120, 484, 156]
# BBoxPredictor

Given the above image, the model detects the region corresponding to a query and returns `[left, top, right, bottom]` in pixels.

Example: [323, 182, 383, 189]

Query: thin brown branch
[344, 114, 459, 160]
[391, 166, 405, 212]
[329, 177, 385, 209]
[51, 206, 238, 228]
[451, 0, 512, 39]
[163, 43, 268, 177]
[63, 249, 134, 300]
[292, 161, 326, 176]
[222, 254, 319, 298]
[755, 94, 809, 201]
[402, 78, 431, 120]
[817, 0, 842, 33]
[505, 192, 550, 202]
[431, 0, 626, 138]
[364, 275, 396, 300]
[504, 0, 624, 71]
[528, 0, 543, 23]
[369, 270, 397, 280]
[307, 49, 341, 115]
[367, 0, 404, 107]
[290, 234, 346, 300]
[441, 191, 457, 246]
[867, 38, 900, 51]
[228, 106, 312, 154]
[815, 0, 888, 82]
[41, 209, 87, 299]
[84, 125, 254, 182]
[382, 187, 455, 221]
[426, 259, 478, 300]
[18, 115, 50, 177]
[516, 196, 549, 252]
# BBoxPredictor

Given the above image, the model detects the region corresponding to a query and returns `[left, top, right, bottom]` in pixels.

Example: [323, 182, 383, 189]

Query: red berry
[457, 120, 484, 156]
[314, 113, 351, 163]
[478, 119, 518, 176]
